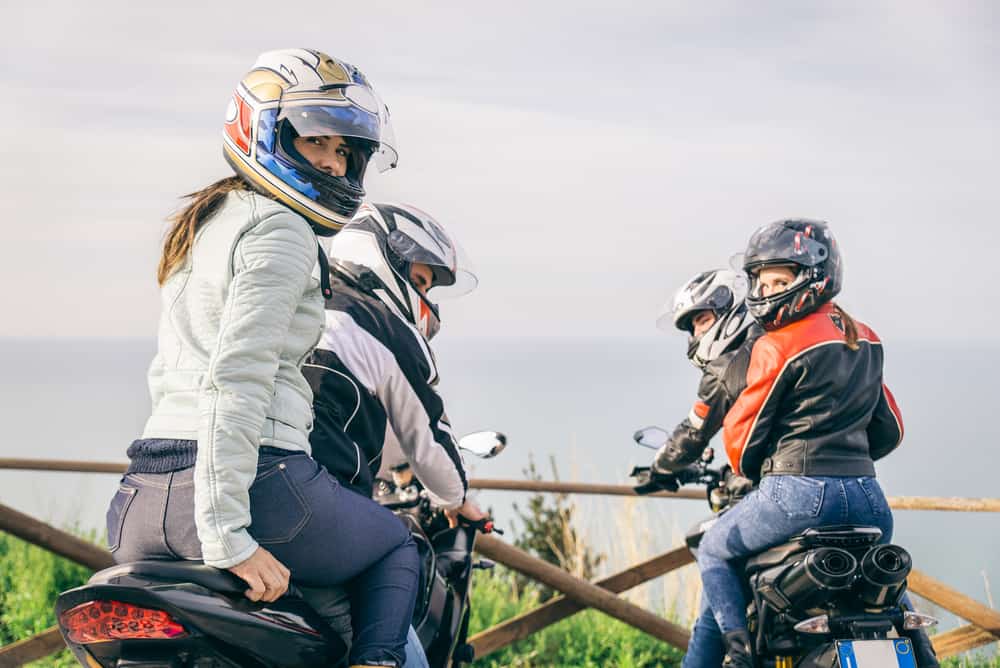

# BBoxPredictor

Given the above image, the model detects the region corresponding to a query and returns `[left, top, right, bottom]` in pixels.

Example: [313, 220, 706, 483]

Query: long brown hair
[831, 302, 860, 351]
[157, 176, 249, 285]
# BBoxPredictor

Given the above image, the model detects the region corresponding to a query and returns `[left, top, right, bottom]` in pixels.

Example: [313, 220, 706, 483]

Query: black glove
[722, 465, 753, 501]
[631, 466, 679, 494]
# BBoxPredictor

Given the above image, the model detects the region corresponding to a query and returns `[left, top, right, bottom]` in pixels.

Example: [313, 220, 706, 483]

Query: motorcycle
[374, 429, 507, 668]
[630, 426, 937, 668]
[54, 431, 507, 668]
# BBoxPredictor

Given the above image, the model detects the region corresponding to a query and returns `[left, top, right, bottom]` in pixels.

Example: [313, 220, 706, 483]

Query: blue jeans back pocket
[248, 462, 312, 545]
[857, 477, 888, 517]
[106, 485, 138, 553]
[767, 476, 825, 520]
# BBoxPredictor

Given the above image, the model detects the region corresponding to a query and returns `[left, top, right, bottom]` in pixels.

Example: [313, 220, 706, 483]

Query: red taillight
[60, 600, 188, 643]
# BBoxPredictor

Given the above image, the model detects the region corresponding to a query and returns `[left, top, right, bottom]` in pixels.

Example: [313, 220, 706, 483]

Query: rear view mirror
[458, 431, 507, 459]
[633, 426, 669, 450]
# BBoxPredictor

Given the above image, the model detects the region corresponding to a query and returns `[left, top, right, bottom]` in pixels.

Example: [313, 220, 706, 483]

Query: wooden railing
[1, 458, 997, 666]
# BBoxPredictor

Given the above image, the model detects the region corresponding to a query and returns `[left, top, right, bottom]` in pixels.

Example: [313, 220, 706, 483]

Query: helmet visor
[278, 85, 399, 172]
[386, 211, 478, 299]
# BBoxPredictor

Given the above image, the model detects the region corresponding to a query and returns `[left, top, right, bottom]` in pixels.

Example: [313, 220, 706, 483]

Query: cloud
[1, 1, 997, 341]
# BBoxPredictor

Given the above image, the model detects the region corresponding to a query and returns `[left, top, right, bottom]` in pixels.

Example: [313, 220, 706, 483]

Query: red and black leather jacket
[722, 303, 903, 482]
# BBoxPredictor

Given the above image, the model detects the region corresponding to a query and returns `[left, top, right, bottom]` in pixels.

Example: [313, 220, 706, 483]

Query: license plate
[836, 639, 916, 668]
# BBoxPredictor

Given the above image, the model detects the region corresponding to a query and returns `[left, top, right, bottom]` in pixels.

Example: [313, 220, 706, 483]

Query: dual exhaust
[761, 544, 912, 612]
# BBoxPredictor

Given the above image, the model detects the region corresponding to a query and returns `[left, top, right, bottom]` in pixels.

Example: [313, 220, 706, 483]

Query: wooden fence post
[0, 627, 65, 668]
[0, 502, 112, 571]
[0, 458, 126, 474]
[907, 570, 1000, 636]
[474, 534, 691, 650]
[470, 545, 694, 657]
[931, 624, 999, 658]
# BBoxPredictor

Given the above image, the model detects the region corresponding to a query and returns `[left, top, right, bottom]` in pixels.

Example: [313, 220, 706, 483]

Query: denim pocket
[767, 475, 825, 520]
[163, 473, 201, 560]
[248, 460, 312, 545]
[106, 485, 138, 553]
[857, 477, 887, 517]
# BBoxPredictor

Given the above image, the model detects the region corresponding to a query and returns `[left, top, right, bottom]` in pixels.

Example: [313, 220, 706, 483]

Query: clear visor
[658, 270, 746, 332]
[746, 264, 808, 299]
[278, 84, 399, 172]
[388, 226, 478, 300]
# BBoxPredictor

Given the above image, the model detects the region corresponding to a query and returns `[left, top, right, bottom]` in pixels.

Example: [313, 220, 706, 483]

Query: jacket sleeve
[723, 336, 789, 480]
[195, 210, 318, 569]
[867, 383, 904, 461]
[653, 366, 731, 472]
[377, 327, 468, 509]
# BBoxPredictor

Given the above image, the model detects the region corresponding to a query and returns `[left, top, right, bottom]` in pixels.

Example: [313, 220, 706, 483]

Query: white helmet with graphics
[657, 269, 754, 368]
[327, 203, 477, 340]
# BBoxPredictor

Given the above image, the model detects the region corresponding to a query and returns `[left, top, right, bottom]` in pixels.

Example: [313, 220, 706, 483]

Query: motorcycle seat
[89, 560, 249, 596]
[744, 525, 883, 576]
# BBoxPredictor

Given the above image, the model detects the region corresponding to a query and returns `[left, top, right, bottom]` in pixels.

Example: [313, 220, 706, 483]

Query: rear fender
[56, 581, 346, 667]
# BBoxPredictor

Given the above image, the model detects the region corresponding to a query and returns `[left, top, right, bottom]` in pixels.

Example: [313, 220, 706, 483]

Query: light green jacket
[142, 190, 324, 568]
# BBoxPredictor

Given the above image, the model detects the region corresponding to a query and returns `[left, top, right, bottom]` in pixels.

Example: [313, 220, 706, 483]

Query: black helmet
[741, 219, 842, 330]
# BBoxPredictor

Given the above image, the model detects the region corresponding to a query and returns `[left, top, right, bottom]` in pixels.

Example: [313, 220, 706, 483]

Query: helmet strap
[316, 244, 332, 300]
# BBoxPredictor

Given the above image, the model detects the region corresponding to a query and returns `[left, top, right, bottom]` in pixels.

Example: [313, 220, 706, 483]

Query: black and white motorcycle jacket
[302, 276, 468, 507]
[653, 325, 763, 473]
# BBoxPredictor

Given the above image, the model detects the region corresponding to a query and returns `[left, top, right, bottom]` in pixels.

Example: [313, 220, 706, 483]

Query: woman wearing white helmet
[106, 49, 417, 667]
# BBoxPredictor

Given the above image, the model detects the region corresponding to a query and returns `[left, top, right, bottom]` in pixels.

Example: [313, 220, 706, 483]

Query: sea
[0, 336, 997, 634]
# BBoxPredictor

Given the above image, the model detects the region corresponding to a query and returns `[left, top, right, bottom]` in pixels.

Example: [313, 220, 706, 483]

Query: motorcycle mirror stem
[458, 431, 507, 459]
[633, 426, 669, 449]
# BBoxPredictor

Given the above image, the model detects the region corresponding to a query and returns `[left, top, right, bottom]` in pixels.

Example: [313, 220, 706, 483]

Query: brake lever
[459, 516, 504, 535]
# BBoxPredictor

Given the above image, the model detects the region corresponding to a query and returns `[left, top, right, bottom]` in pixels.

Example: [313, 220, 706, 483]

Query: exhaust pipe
[773, 547, 858, 611]
[855, 544, 911, 607]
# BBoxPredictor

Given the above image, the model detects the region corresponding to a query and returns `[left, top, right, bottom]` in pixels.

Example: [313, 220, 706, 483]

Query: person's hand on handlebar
[632, 466, 679, 494]
[227, 546, 291, 603]
[445, 498, 487, 528]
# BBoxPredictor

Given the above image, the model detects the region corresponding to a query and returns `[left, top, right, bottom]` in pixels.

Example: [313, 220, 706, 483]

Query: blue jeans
[687, 475, 893, 662]
[108, 449, 419, 667]
[682, 600, 725, 668]
[404, 625, 429, 668]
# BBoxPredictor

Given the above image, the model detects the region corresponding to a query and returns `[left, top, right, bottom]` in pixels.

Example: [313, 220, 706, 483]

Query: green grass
[0, 531, 93, 667]
[1, 531, 997, 667]
[469, 566, 685, 668]
[942, 658, 1000, 668]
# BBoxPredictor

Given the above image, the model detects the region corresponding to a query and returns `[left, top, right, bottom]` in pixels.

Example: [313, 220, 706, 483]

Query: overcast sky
[2, 1, 997, 342]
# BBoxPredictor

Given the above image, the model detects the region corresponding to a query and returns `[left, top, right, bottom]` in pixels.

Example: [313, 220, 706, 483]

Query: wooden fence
[0, 458, 997, 667]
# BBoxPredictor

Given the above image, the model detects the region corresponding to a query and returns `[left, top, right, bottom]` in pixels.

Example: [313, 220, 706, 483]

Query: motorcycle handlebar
[631, 463, 723, 495]
[458, 516, 503, 535]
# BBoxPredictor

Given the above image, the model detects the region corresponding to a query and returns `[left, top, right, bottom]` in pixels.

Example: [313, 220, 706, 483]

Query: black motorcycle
[54, 431, 507, 668]
[630, 426, 937, 668]
[373, 430, 507, 668]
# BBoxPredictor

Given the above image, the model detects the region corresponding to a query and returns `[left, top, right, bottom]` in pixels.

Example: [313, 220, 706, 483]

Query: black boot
[904, 628, 940, 668]
[722, 629, 754, 668]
